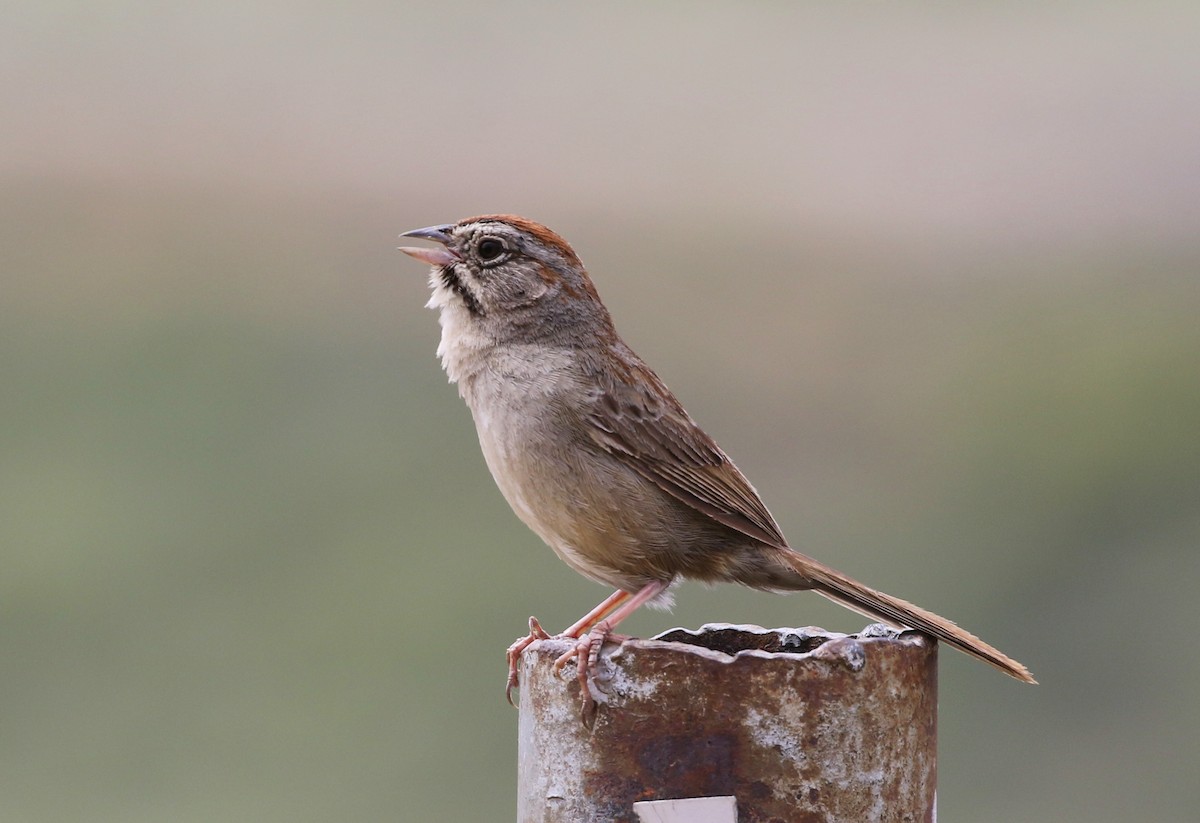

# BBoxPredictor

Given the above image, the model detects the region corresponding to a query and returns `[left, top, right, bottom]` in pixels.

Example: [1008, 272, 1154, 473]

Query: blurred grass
[1, 181, 1197, 820]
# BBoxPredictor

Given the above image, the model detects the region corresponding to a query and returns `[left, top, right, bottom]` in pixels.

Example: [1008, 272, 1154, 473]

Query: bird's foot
[552, 620, 631, 727]
[505, 616, 551, 706]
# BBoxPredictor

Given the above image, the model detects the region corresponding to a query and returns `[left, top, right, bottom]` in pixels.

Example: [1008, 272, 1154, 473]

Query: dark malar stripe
[439, 265, 484, 317]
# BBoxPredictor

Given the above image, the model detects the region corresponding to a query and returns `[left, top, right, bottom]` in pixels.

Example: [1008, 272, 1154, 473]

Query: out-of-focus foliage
[2, 4, 1196, 821]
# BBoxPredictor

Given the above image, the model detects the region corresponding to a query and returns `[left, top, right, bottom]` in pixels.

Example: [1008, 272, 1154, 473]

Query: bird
[399, 214, 1035, 720]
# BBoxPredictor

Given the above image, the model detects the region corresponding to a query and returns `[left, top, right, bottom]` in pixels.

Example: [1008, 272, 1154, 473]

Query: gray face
[433, 220, 561, 317]
[410, 216, 612, 349]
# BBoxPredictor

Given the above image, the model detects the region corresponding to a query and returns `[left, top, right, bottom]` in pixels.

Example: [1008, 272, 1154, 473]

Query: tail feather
[779, 549, 1036, 684]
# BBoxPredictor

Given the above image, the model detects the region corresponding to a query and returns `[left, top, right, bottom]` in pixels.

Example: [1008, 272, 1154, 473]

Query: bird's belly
[472, 412, 674, 591]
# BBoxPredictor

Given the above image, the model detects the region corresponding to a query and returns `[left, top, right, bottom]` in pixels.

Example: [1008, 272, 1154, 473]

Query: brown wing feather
[583, 352, 789, 549]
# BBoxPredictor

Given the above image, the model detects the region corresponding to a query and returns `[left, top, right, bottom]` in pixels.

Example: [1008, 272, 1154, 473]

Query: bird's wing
[582, 352, 789, 549]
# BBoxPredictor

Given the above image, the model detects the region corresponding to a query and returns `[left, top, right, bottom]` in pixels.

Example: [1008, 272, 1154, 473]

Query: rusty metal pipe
[517, 623, 937, 823]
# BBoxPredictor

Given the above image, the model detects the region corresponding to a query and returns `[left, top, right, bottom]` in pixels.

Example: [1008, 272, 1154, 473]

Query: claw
[504, 672, 520, 707]
[577, 631, 604, 724]
[505, 616, 552, 707]
[581, 693, 599, 729]
[549, 621, 633, 726]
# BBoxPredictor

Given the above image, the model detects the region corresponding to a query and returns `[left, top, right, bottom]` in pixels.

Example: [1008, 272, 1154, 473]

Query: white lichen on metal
[743, 704, 807, 762]
[605, 644, 666, 702]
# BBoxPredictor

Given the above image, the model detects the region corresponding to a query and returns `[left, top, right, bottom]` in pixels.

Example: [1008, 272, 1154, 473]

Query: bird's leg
[558, 588, 634, 638]
[552, 580, 669, 725]
[505, 589, 631, 706]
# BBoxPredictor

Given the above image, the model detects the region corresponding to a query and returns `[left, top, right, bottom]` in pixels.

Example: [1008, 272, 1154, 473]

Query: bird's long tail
[777, 549, 1036, 684]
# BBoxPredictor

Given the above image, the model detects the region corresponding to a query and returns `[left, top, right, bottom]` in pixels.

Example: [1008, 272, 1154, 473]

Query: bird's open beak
[398, 224, 462, 266]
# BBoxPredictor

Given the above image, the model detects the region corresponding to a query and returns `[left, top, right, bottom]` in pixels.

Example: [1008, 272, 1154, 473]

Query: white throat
[426, 271, 489, 386]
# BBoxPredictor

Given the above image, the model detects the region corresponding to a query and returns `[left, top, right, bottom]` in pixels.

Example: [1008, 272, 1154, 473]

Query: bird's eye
[476, 237, 506, 263]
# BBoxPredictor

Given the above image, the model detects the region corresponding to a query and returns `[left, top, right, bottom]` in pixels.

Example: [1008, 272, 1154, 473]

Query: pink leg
[559, 589, 632, 637]
[505, 589, 632, 706]
[552, 580, 669, 725]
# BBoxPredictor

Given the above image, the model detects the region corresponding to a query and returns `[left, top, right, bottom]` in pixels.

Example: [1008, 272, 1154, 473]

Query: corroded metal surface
[517, 624, 936, 823]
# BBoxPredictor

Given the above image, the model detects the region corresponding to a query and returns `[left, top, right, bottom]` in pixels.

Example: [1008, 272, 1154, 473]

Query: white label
[633, 795, 737, 823]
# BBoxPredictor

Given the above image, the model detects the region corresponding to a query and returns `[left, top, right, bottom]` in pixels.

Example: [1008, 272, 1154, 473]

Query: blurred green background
[3, 3, 1197, 821]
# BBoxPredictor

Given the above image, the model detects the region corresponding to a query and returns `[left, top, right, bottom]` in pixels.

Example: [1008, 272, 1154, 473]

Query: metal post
[517, 623, 937, 823]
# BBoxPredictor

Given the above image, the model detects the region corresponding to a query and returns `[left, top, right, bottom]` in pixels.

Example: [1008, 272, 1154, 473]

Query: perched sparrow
[400, 214, 1035, 720]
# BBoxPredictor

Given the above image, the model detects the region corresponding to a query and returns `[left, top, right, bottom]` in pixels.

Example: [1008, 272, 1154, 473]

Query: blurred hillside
[2, 4, 1198, 822]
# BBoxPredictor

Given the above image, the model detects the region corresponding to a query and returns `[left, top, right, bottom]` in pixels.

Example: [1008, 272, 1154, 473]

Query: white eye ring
[475, 237, 508, 265]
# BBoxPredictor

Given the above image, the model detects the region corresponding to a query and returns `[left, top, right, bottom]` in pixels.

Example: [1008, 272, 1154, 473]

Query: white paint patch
[633, 795, 738, 823]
